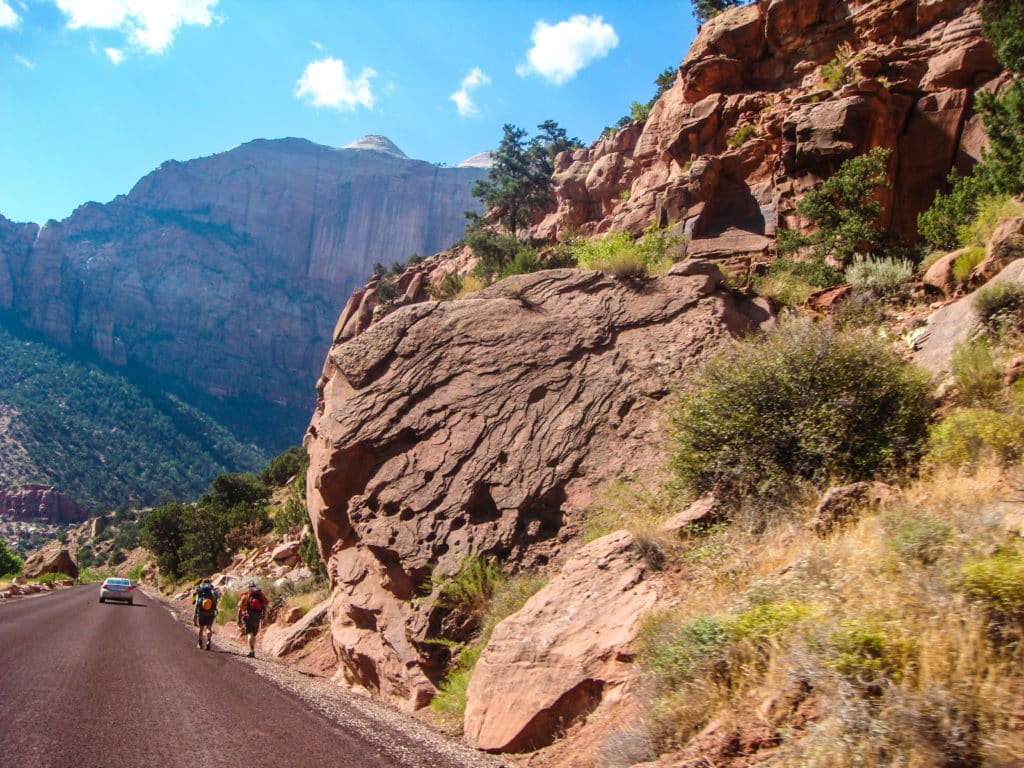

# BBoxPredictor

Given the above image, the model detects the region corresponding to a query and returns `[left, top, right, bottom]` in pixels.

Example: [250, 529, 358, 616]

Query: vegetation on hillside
[670, 320, 931, 504]
[919, 0, 1024, 250]
[0, 314, 267, 509]
[138, 446, 322, 584]
[0, 538, 22, 577]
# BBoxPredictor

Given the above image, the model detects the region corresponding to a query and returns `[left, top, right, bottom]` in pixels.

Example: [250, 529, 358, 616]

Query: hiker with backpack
[193, 578, 220, 651]
[236, 579, 268, 658]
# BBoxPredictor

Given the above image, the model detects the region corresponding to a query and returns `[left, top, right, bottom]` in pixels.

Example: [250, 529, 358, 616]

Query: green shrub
[127, 563, 145, 581]
[776, 148, 897, 266]
[670, 320, 931, 502]
[0, 539, 22, 577]
[885, 512, 952, 565]
[260, 445, 307, 487]
[953, 246, 986, 284]
[726, 124, 757, 148]
[820, 42, 856, 89]
[729, 600, 818, 641]
[638, 613, 732, 686]
[918, 171, 981, 250]
[437, 555, 505, 617]
[78, 567, 113, 583]
[973, 281, 1024, 332]
[428, 272, 464, 301]
[753, 256, 843, 306]
[962, 550, 1024, 623]
[961, 195, 1020, 248]
[927, 407, 1024, 467]
[952, 340, 1004, 405]
[216, 588, 240, 625]
[34, 572, 68, 584]
[572, 222, 681, 278]
[298, 532, 327, 581]
[827, 619, 914, 686]
[844, 254, 913, 295]
[638, 601, 814, 688]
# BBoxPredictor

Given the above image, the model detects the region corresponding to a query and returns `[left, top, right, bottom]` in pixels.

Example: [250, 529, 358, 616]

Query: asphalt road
[0, 586, 492, 768]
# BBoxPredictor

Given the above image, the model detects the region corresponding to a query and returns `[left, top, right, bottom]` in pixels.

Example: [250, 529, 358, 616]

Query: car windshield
[106, 578, 131, 585]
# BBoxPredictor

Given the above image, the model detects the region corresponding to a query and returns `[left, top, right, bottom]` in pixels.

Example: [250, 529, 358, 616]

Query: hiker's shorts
[242, 614, 261, 635]
[197, 609, 216, 627]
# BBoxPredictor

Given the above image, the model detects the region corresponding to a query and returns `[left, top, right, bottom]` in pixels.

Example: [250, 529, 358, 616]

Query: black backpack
[196, 583, 216, 612]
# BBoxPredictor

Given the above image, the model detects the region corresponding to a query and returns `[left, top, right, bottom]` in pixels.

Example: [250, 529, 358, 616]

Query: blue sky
[0, 1, 697, 225]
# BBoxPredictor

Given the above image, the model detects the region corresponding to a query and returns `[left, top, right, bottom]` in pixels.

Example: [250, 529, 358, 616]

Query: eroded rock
[306, 266, 773, 710]
[463, 531, 662, 752]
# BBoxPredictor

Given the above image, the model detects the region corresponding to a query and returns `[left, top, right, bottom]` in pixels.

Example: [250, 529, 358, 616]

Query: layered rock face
[534, 0, 999, 259]
[306, 264, 772, 709]
[0, 484, 86, 523]
[0, 138, 487, 409]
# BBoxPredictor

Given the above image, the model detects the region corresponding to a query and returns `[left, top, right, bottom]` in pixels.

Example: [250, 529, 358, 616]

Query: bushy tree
[260, 445, 307, 488]
[918, 1, 1024, 249]
[779, 148, 896, 265]
[470, 121, 580, 237]
[0, 539, 23, 577]
[140, 472, 271, 581]
[982, 0, 1024, 73]
[670, 321, 931, 502]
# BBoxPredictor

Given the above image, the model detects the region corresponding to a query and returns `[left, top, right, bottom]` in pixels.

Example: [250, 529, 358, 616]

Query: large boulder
[22, 543, 78, 579]
[306, 265, 773, 710]
[463, 530, 662, 752]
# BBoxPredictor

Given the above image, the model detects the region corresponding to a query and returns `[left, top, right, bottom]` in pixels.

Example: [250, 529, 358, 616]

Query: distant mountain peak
[457, 151, 494, 169]
[343, 135, 408, 158]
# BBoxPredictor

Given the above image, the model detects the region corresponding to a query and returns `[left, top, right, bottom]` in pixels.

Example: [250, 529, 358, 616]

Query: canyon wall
[534, 0, 1000, 266]
[0, 137, 487, 411]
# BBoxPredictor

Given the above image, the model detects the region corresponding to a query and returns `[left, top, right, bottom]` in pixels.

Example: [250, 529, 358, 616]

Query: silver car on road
[99, 577, 135, 605]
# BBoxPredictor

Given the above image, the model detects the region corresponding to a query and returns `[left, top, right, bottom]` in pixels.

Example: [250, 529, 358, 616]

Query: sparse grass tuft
[974, 281, 1024, 332]
[952, 338, 1004, 405]
[962, 549, 1024, 624]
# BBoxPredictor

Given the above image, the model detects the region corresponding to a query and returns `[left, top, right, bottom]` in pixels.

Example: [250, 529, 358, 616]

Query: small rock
[812, 482, 898, 536]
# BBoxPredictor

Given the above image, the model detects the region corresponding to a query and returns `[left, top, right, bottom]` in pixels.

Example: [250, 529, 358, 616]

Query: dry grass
[286, 586, 330, 617]
[628, 460, 1024, 765]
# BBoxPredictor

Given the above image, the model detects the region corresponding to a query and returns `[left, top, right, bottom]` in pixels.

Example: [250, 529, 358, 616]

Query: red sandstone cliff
[0, 137, 487, 411]
[534, 0, 999, 265]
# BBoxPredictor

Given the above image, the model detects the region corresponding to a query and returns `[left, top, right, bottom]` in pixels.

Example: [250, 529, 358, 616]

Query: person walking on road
[237, 579, 268, 658]
[193, 578, 220, 650]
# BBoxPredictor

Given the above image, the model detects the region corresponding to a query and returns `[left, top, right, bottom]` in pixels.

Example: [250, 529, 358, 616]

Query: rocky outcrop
[0, 137, 487, 413]
[533, 0, 999, 260]
[464, 530, 662, 752]
[0, 484, 86, 523]
[914, 258, 1024, 376]
[812, 481, 899, 536]
[306, 263, 773, 710]
[22, 542, 78, 579]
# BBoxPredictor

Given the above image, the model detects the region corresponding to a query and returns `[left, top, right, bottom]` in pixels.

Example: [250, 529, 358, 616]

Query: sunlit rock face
[306, 264, 773, 710]
[533, 0, 1000, 263]
[0, 137, 488, 410]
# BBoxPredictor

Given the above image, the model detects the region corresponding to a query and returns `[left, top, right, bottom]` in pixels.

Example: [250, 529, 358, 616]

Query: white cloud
[53, 0, 219, 54]
[0, 1, 20, 28]
[14, 54, 35, 69]
[295, 56, 376, 111]
[311, 40, 323, 50]
[105, 46, 124, 64]
[449, 67, 490, 117]
[517, 14, 618, 85]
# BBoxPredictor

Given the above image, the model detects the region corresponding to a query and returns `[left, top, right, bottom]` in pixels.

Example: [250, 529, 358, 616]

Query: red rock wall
[533, 0, 999, 259]
[0, 484, 86, 523]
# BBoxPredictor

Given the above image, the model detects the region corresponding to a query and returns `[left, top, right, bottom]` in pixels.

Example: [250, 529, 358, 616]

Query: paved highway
[0, 585, 494, 768]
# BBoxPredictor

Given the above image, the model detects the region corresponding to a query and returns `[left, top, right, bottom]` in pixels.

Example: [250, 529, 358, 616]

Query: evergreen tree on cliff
[919, 0, 1024, 247]
[470, 121, 580, 237]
